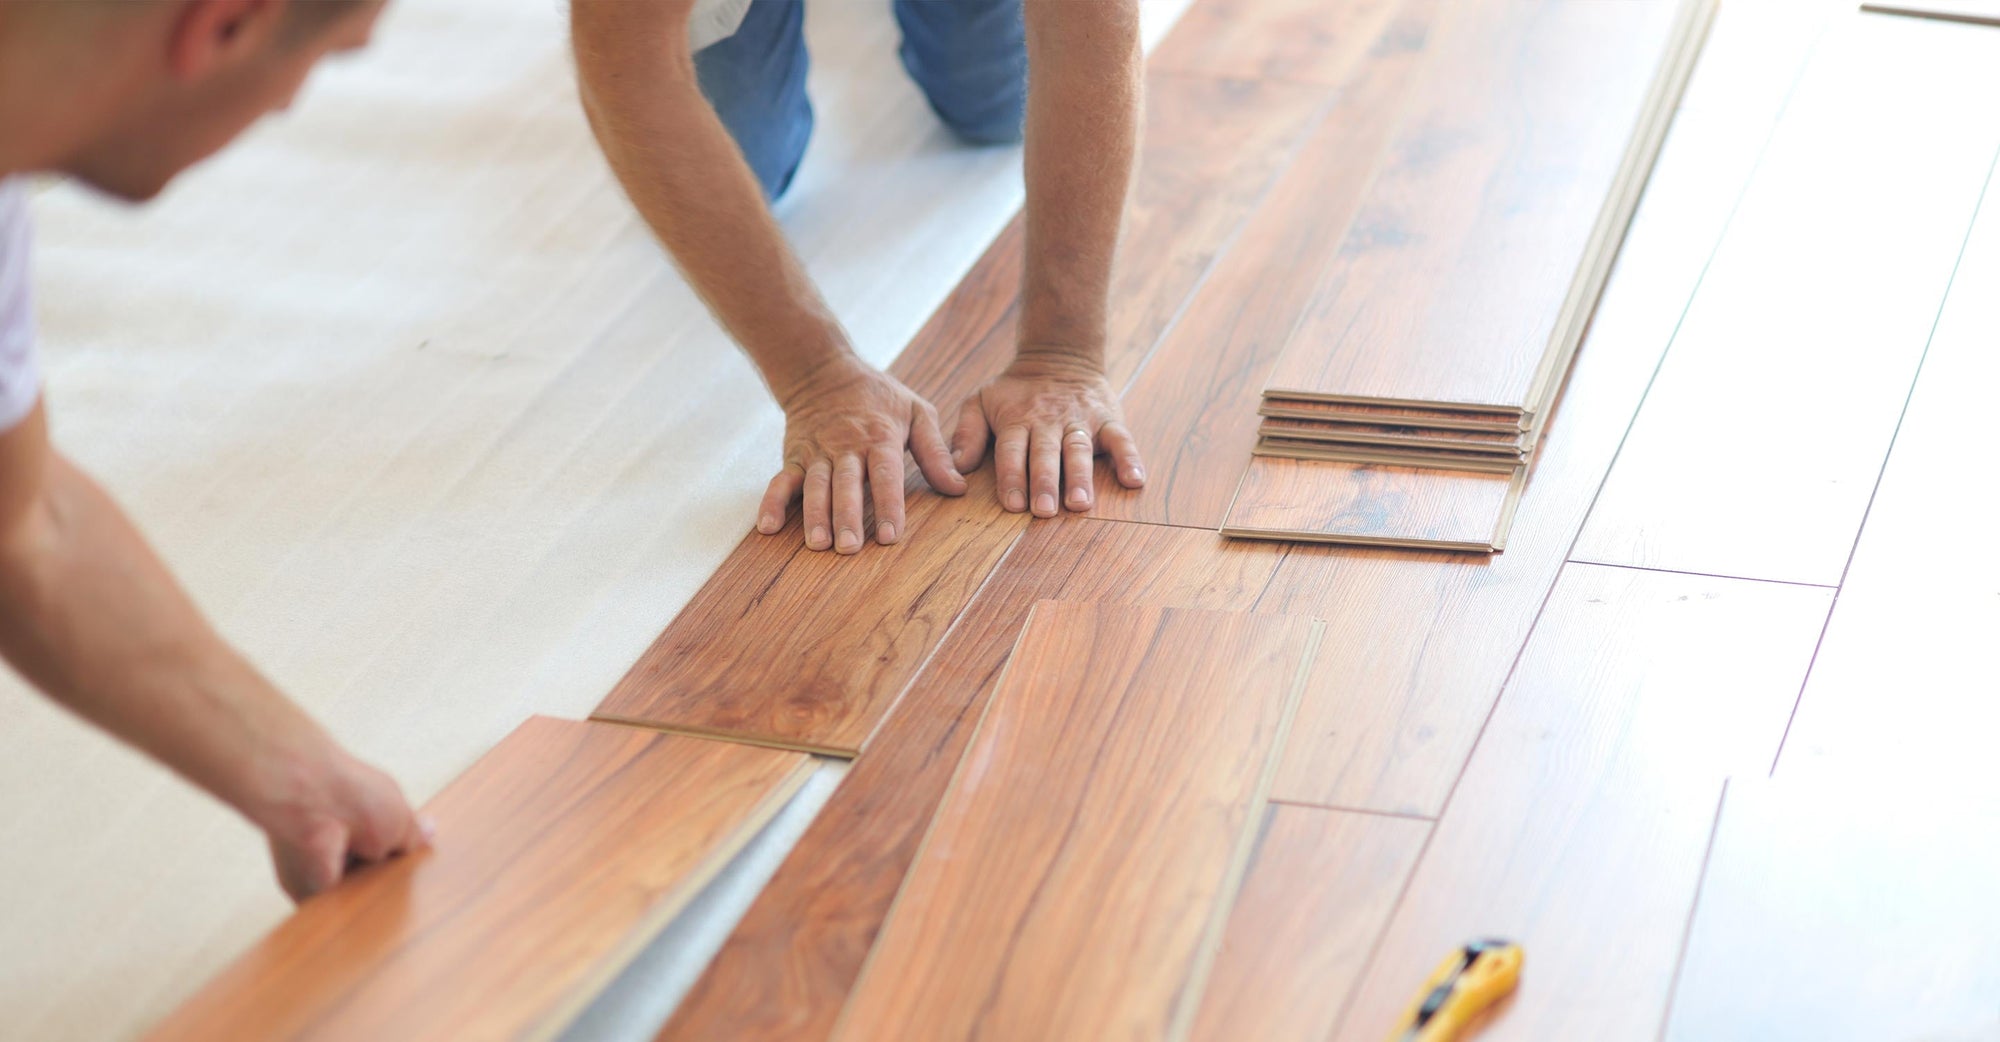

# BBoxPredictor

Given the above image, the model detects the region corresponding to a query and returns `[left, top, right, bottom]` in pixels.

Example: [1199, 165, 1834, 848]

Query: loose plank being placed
[592, 71, 1328, 755]
[830, 602, 1323, 1042]
[1262, 0, 1706, 415]
[148, 717, 811, 1042]
[658, 519, 1290, 1042]
[1860, 0, 2000, 27]
[1330, 565, 1830, 1042]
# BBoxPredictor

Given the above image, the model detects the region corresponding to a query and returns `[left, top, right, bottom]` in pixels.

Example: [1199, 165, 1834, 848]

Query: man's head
[5, 1, 384, 201]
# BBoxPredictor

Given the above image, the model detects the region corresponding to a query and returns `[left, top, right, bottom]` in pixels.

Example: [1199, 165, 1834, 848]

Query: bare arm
[0, 404, 423, 901]
[571, 0, 964, 553]
[954, 0, 1147, 515]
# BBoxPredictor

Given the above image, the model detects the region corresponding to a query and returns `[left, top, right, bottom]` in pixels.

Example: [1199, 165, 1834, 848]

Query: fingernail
[1006, 489, 1026, 512]
[837, 527, 859, 552]
[810, 525, 829, 548]
[758, 514, 778, 534]
[419, 816, 438, 842]
[1127, 466, 1146, 484]
[878, 521, 896, 543]
[1068, 487, 1090, 508]
[1034, 493, 1056, 515]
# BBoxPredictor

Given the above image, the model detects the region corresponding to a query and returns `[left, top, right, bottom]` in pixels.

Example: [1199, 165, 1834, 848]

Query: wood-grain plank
[148, 717, 810, 1042]
[1149, 0, 1408, 86]
[1331, 565, 1831, 1042]
[1771, 144, 2000, 788]
[658, 518, 1287, 1042]
[1223, 458, 1525, 551]
[1661, 778, 2000, 1041]
[1255, 92, 1822, 815]
[831, 602, 1323, 1042]
[1571, 12, 2000, 585]
[1187, 805, 1428, 1042]
[1253, 439, 1523, 473]
[1094, 0, 1445, 526]
[1262, 397, 1526, 433]
[592, 72, 1330, 754]
[1262, 0, 1693, 412]
[1259, 415, 1532, 454]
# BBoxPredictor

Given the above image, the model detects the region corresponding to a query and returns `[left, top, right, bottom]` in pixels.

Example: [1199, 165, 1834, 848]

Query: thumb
[951, 394, 991, 473]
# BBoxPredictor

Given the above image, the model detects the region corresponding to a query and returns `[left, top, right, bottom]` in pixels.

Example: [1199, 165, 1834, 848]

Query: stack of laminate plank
[1224, 0, 1718, 552]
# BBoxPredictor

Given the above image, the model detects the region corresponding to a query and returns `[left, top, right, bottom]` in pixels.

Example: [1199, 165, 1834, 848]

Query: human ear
[165, 0, 285, 80]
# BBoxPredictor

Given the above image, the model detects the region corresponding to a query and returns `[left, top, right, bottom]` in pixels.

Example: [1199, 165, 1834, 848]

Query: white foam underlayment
[0, 0, 1192, 1037]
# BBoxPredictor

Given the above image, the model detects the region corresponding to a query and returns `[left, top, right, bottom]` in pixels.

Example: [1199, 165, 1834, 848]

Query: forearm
[1019, 0, 1143, 366]
[571, 1, 855, 405]
[0, 448, 327, 830]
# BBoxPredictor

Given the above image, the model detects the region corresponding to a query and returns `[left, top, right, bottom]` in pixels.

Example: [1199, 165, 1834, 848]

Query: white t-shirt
[0, 178, 41, 432]
[689, 0, 753, 50]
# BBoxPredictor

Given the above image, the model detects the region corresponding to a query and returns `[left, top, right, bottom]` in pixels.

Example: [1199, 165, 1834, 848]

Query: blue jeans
[695, 0, 1028, 201]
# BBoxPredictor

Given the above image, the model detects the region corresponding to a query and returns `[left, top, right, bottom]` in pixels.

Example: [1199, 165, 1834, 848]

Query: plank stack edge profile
[1225, 0, 1717, 553]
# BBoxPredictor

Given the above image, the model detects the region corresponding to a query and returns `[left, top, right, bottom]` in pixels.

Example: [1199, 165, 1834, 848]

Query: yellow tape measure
[1388, 939, 1523, 1042]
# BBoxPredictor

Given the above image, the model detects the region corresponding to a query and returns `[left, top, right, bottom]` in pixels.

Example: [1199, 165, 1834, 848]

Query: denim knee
[893, 0, 1029, 145]
[694, 0, 815, 200]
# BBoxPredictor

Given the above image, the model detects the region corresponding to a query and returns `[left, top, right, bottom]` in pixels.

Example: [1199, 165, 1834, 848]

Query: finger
[833, 454, 865, 554]
[1101, 420, 1146, 488]
[1063, 426, 1096, 511]
[273, 821, 348, 903]
[1029, 425, 1062, 517]
[910, 404, 966, 497]
[869, 445, 907, 545]
[803, 460, 833, 551]
[758, 464, 805, 535]
[993, 425, 1030, 513]
[952, 395, 991, 473]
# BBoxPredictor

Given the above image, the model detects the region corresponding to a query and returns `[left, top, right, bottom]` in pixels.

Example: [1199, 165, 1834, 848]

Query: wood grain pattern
[1861, 0, 2000, 27]
[1262, 0, 1692, 412]
[1258, 100, 1804, 814]
[1772, 144, 2000, 788]
[1095, 0, 1446, 527]
[831, 602, 1323, 1042]
[658, 519, 1287, 1042]
[1222, 457, 1525, 551]
[593, 71, 1328, 754]
[148, 717, 810, 1042]
[1332, 565, 1831, 1042]
[1150, 0, 1409, 85]
[1186, 806, 1428, 1042]
[1571, 13, 2000, 585]
[1662, 778, 2000, 1042]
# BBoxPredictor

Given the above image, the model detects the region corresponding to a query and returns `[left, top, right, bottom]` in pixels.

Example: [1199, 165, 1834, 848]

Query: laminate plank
[600, 75, 1328, 756]
[1332, 565, 1831, 1042]
[1094, 0, 1447, 526]
[1262, 397, 1526, 433]
[1262, 0, 1695, 413]
[1256, 100, 1809, 813]
[147, 717, 811, 1042]
[592, 72, 1327, 754]
[1661, 778, 2000, 1041]
[1149, 0, 1408, 85]
[1861, 0, 2000, 27]
[1187, 805, 1428, 1042]
[1571, 13, 2000, 585]
[1259, 415, 1532, 454]
[658, 518, 1287, 1042]
[1253, 439, 1524, 473]
[830, 602, 1323, 1042]
[1222, 458, 1526, 552]
[1771, 145, 2000, 788]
